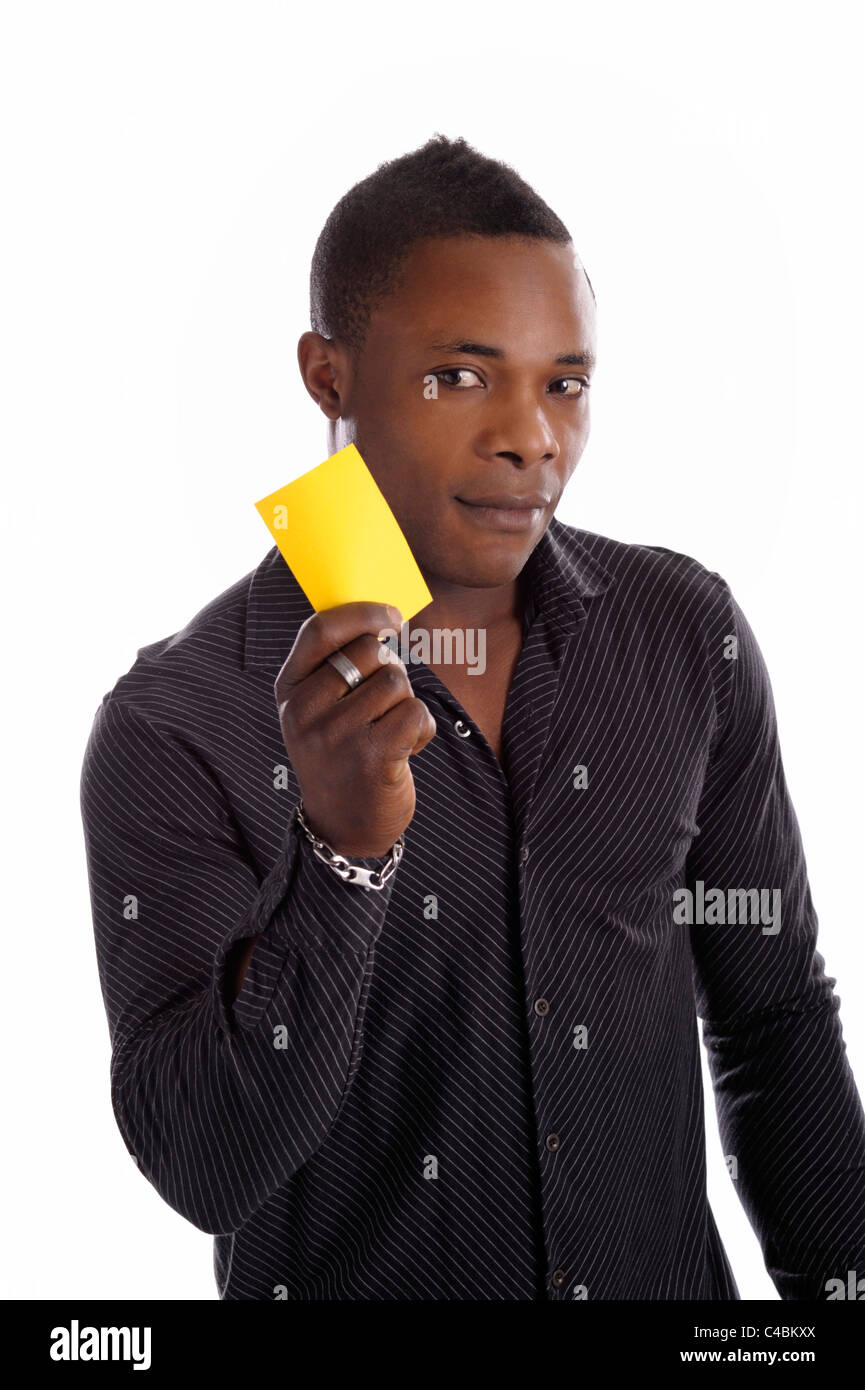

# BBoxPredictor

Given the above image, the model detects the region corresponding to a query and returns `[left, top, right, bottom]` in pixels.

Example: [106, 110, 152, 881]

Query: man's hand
[274, 601, 437, 858]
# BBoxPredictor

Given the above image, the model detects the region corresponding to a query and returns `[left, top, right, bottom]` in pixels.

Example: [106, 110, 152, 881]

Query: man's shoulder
[94, 556, 267, 730]
[553, 518, 733, 616]
[81, 553, 289, 812]
[141, 568, 254, 662]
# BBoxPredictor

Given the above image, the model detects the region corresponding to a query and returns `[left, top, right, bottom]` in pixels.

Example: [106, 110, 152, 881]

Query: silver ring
[326, 650, 365, 691]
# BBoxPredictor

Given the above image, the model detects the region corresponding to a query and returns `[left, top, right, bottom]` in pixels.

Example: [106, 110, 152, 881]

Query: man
[80, 134, 865, 1300]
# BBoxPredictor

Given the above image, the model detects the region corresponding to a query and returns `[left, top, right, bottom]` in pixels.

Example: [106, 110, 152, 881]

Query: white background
[2, 0, 863, 1300]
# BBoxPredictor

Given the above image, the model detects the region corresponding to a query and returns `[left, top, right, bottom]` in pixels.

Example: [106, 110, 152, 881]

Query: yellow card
[254, 443, 433, 622]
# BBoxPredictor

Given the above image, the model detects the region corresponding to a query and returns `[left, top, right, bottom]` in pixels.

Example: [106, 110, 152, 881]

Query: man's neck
[415, 570, 526, 637]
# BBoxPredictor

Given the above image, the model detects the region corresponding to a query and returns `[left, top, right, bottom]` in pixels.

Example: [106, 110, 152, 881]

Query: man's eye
[552, 377, 590, 397]
[434, 368, 484, 388]
[432, 370, 590, 394]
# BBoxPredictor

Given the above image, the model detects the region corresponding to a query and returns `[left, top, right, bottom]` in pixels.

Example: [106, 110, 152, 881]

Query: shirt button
[519, 843, 530, 864]
[551, 1268, 567, 1289]
[545, 1132, 561, 1152]
[534, 997, 550, 1016]
[454, 719, 471, 738]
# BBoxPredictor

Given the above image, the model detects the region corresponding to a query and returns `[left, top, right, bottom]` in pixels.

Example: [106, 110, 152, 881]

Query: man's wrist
[294, 802, 404, 890]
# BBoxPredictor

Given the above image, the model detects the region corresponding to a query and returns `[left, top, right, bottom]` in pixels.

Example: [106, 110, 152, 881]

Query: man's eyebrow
[426, 339, 597, 369]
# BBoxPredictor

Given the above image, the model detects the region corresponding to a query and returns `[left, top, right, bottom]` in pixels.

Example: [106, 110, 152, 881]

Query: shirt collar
[243, 513, 615, 673]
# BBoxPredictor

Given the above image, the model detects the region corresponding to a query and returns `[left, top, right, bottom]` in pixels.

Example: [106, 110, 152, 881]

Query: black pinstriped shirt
[80, 516, 865, 1300]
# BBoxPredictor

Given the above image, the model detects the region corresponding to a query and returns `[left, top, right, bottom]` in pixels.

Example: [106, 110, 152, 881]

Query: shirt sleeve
[686, 578, 865, 1301]
[80, 694, 400, 1236]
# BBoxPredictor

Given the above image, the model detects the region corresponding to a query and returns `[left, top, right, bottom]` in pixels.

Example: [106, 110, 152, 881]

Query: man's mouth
[454, 491, 550, 533]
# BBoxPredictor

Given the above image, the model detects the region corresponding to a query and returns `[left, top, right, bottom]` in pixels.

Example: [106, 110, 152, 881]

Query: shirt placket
[407, 599, 587, 1298]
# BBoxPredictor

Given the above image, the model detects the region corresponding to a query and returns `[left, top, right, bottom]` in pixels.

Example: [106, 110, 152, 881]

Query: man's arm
[686, 580, 865, 1300]
[80, 695, 399, 1236]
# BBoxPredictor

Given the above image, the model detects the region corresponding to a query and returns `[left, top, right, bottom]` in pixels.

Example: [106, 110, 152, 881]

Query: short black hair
[309, 133, 593, 360]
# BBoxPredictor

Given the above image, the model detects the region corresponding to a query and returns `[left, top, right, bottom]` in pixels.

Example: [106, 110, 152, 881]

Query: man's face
[319, 234, 597, 592]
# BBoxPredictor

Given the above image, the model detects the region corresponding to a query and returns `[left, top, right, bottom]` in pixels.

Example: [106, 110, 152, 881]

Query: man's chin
[423, 546, 534, 593]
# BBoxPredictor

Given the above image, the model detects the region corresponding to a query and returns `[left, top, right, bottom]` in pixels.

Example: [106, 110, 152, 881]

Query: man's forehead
[373, 237, 594, 341]
[400, 232, 580, 279]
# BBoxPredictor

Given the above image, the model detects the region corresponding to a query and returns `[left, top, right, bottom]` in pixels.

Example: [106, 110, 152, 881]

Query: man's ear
[297, 331, 352, 420]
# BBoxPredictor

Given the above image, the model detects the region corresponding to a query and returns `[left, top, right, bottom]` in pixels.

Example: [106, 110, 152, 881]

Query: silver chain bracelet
[295, 801, 405, 891]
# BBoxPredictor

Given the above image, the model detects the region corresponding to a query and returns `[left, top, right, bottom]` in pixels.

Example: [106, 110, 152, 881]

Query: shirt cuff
[212, 809, 401, 1034]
